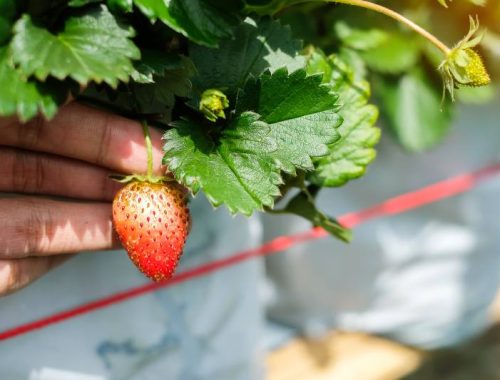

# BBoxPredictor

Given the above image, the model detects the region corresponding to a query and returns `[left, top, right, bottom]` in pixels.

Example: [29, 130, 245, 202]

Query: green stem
[288, 0, 452, 55]
[141, 120, 154, 180]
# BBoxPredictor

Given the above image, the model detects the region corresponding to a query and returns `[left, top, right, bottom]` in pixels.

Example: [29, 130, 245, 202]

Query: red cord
[1, 163, 500, 341]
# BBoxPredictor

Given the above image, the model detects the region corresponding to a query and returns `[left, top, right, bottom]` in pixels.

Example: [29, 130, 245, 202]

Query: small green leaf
[133, 0, 244, 47]
[191, 17, 305, 96]
[376, 68, 453, 152]
[306, 49, 380, 187]
[11, 5, 140, 87]
[0, 47, 68, 121]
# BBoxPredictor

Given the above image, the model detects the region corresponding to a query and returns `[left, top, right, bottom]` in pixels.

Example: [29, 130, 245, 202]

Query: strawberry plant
[0, 0, 496, 280]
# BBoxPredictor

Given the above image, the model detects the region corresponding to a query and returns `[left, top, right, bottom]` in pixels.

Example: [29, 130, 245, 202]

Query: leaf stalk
[141, 120, 154, 181]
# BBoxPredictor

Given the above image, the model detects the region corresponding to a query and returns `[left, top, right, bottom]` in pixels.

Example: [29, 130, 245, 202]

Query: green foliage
[133, 0, 244, 47]
[0, 0, 16, 45]
[376, 68, 452, 152]
[190, 17, 305, 96]
[164, 67, 341, 215]
[0, 0, 496, 242]
[305, 49, 380, 187]
[0, 47, 67, 121]
[164, 112, 282, 215]
[11, 6, 140, 87]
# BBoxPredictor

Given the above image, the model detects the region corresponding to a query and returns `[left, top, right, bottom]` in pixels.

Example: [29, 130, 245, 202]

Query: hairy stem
[141, 120, 154, 180]
[290, 0, 451, 55]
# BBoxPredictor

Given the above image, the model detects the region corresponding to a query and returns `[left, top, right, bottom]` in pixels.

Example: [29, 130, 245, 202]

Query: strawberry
[112, 181, 191, 281]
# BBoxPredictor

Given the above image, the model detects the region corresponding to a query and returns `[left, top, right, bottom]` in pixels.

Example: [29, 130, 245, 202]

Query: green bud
[439, 16, 491, 101]
[199, 89, 230, 122]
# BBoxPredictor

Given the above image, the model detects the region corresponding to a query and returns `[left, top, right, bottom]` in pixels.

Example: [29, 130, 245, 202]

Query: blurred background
[264, 1, 500, 378]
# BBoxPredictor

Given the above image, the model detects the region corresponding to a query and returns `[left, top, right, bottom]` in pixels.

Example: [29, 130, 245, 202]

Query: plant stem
[289, 0, 452, 55]
[141, 120, 154, 180]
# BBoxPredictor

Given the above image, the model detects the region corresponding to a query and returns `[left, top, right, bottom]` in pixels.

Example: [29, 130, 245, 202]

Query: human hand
[0, 102, 164, 296]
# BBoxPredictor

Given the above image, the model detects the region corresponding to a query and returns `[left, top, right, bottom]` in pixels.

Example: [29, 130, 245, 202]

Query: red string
[1, 163, 500, 342]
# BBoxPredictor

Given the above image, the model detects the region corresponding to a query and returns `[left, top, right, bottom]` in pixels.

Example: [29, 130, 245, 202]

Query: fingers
[0, 255, 71, 297]
[0, 197, 121, 259]
[0, 102, 165, 175]
[0, 147, 123, 201]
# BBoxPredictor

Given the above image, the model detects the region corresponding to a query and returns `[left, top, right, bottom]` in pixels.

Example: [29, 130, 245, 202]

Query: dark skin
[0, 102, 165, 296]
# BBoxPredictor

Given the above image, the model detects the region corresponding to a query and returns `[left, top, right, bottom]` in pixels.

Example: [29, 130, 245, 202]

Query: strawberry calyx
[109, 173, 174, 185]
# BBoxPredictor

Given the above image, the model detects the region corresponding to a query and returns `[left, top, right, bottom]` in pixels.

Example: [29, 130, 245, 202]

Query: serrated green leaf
[164, 112, 283, 215]
[81, 53, 192, 122]
[0, 47, 67, 121]
[376, 68, 453, 152]
[11, 5, 140, 87]
[133, 0, 244, 47]
[306, 50, 380, 187]
[190, 17, 305, 96]
[164, 68, 340, 215]
[236, 68, 342, 173]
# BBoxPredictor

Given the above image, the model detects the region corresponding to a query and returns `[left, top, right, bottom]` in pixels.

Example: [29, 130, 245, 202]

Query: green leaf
[190, 17, 305, 96]
[81, 53, 193, 122]
[236, 68, 342, 174]
[164, 112, 283, 215]
[131, 63, 192, 119]
[334, 20, 388, 51]
[276, 186, 352, 242]
[376, 68, 453, 152]
[0, 47, 68, 121]
[107, 0, 134, 12]
[306, 49, 380, 187]
[131, 50, 191, 84]
[0, 0, 16, 45]
[359, 33, 421, 74]
[244, 0, 304, 15]
[68, 0, 102, 6]
[334, 14, 421, 74]
[133, 0, 244, 47]
[164, 68, 340, 215]
[11, 5, 140, 87]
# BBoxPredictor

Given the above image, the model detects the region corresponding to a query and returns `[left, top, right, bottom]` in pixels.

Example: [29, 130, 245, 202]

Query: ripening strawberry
[112, 181, 191, 281]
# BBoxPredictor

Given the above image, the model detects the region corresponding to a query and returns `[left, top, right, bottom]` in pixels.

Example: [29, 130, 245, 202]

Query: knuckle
[11, 150, 45, 193]
[16, 114, 46, 149]
[25, 203, 54, 255]
[95, 113, 113, 167]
